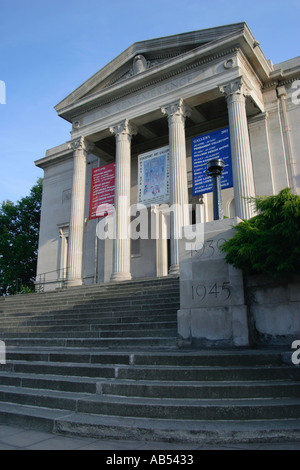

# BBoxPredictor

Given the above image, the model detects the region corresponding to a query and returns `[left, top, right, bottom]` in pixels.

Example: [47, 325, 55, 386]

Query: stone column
[151, 204, 169, 277]
[220, 78, 256, 220]
[277, 85, 297, 194]
[195, 195, 206, 224]
[109, 120, 137, 282]
[161, 99, 190, 275]
[67, 137, 89, 287]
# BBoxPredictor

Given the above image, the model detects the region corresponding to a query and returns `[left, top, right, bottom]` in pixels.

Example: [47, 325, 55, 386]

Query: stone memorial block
[178, 218, 249, 348]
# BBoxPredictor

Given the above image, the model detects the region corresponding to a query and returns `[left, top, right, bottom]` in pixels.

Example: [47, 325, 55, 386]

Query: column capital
[69, 136, 92, 153]
[219, 77, 249, 101]
[109, 119, 138, 139]
[161, 98, 191, 122]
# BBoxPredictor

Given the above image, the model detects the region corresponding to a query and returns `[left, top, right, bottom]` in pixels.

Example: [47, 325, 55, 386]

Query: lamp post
[206, 159, 225, 220]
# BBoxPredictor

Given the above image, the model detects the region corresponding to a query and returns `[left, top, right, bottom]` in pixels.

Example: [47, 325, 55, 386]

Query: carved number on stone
[192, 238, 227, 258]
[192, 282, 231, 301]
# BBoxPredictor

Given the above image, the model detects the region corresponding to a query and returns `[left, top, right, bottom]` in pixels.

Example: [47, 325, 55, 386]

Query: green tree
[220, 188, 300, 279]
[0, 178, 43, 295]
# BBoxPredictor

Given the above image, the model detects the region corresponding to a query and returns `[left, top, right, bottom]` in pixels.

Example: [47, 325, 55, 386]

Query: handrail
[35, 267, 70, 292]
[35, 267, 70, 277]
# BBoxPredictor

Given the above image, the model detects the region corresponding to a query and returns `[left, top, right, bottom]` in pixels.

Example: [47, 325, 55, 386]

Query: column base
[66, 278, 83, 288]
[110, 272, 132, 282]
[168, 264, 180, 276]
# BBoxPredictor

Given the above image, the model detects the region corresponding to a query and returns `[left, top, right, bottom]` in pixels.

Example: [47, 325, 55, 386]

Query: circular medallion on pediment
[224, 58, 235, 69]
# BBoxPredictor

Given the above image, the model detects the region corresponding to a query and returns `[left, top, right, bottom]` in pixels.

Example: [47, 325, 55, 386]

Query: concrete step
[131, 350, 286, 367]
[0, 345, 299, 443]
[97, 379, 300, 399]
[56, 414, 300, 444]
[0, 302, 180, 317]
[113, 364, 300, 382]
[76, 394, 300, 420]
[3, 348, 288, 367]
[0, 371, 99, 393]
[6, 348, 132, 365]
[1, 369, 299, 400]
[0, 278, 180, 307]
[0, 288, 180, 304]
[5, 360, 116, 378]
[0, 385, 90, 412]
[0, 402, 71, 433]
[0, 383, 299, 421]
[0, 305, 178, 318]
[1, 290, 180, 305]
[0, 327, 178, 339]
[0, 276, 299, 444]
[4, 358, 300, 382]
[3, 336, 177, 348]
[0, 309, 176, 331]
[0, 321, 177, 334]
[0, 401, 299, 444]
[0, 312, 178, 328]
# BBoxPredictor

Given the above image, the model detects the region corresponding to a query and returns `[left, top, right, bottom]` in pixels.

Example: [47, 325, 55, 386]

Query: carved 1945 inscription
[191, 282, 231, 302]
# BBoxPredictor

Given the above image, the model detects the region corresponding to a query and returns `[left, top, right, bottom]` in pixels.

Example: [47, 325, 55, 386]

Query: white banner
[138, 146, 170, 207]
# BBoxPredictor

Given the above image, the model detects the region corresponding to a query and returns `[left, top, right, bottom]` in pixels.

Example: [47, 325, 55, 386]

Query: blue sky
[0, 0, 299, 204]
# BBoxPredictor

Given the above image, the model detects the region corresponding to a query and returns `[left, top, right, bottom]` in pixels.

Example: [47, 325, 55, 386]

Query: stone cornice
[262, 75, 300, 90]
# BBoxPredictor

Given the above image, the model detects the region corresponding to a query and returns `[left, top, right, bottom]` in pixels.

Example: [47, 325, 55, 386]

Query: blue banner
[192, 127, 233, 196]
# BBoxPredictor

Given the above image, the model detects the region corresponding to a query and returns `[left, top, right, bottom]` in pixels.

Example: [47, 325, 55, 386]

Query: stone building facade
[35, 23, 300, 292]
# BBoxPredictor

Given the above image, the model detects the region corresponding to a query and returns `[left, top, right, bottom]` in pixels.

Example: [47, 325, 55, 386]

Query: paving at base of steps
[0, 423, 299, 450]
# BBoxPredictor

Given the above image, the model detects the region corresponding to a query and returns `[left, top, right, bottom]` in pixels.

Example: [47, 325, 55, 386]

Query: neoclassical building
[35, 23, 300, 291]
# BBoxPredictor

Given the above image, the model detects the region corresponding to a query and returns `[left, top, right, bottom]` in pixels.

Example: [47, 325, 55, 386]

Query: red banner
[89, 163, 116, 219]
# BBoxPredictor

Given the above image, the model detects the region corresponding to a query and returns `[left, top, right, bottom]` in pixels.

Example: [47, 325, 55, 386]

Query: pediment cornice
[55, 23, 272, 122]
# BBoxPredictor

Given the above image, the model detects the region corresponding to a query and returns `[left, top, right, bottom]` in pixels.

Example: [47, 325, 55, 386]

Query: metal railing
[35, 267, 69, 293]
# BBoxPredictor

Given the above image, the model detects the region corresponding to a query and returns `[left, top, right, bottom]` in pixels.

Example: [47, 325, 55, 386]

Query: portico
[35, 23, 300, 291]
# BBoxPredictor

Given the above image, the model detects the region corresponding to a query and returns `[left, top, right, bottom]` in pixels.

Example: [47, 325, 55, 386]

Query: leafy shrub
[0, 179, 42, 295]
[220, 188, 300, 278]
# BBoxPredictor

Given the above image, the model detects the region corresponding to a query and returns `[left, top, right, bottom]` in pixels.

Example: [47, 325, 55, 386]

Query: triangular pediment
[55, 23, 247, 116]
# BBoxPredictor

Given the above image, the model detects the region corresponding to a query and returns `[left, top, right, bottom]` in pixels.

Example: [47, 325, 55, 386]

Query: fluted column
[161, 99, 190, 275]
[67, 137, 89, 286]
[110, 120, 137, 282]
[220, 78, 256, 220]
[277, 85, 297, 194]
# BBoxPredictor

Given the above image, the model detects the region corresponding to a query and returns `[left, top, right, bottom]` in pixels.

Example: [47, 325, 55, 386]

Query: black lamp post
[206, 159, 225, 220]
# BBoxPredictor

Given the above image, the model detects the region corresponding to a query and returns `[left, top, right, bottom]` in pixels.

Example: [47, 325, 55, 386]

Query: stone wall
[245, 275, 300, 347]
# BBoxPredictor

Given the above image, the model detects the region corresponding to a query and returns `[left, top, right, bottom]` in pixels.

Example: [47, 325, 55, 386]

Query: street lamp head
[206, 159, 225, 176]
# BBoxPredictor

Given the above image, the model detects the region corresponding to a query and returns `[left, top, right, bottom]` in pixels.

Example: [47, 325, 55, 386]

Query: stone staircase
[0, 277, 299, 445]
